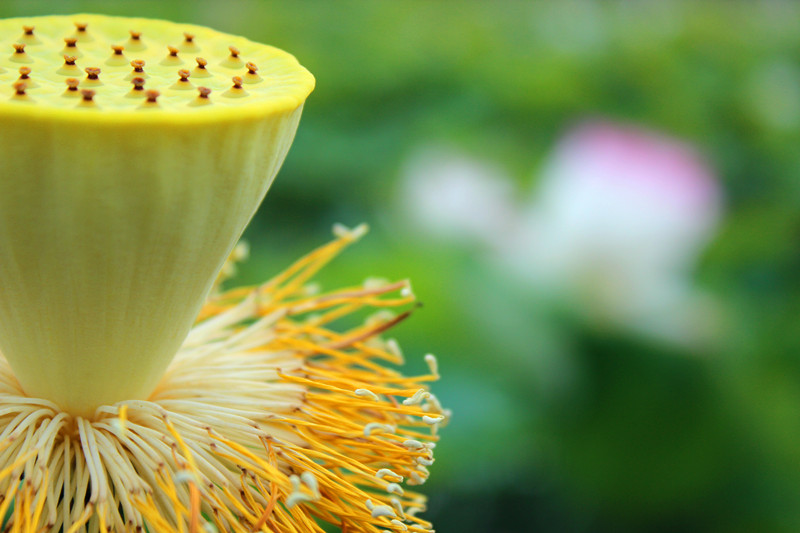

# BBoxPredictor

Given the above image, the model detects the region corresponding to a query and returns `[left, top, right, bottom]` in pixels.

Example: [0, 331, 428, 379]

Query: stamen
[131, 77, 145, 91]
[111, 45, 124, 55]
[12, 81, 26, 95]
[183, 32, 195, 43]
[81, 89, 95, 102]
[22, 26, 34, 36]
[64, 37, 77, 48]
[74, 22, 88, 32]
[17, 67, 30, 80]
[167, 45, 179, 57]
[195, 57, 207, 69]
[131, 59, 145, 72]
[63, 55, 77, 66]
[145, 89, 160, 104]
[129, 30, 141, 40]
[84, 67, 100, 80]
[231, 76, 243, 89]
[178, 69, 190, 82]
[228, 46, 240, 58]
[65, 78, 79, 91]
[246, 62, 258, 75]
[12, 43, 25, 54]
[197, 87, 211, 99]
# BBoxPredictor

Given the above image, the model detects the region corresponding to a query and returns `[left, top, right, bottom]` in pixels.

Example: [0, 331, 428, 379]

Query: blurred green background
[8, 1, 800, 531]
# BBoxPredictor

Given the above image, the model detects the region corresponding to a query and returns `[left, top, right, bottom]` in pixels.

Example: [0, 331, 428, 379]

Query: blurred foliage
[6, 1, 800, 531]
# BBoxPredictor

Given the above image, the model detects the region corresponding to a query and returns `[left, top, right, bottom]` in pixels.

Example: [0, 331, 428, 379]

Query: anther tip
[229, 45, 240, 58]
[12, 43, 25, 54]
[74, 22, 88, 32]
[63, 55, 77, 65]
[232, 76, 243, 89]
[111, 45, 124, 55]
[22, 26, 34, 36]
[129, 30, 141, 40]
[178, 69, 191, 81]
[167, 45, 179, 57]
[65, 78, 79, 90]
[64, 37, 77, 48]
[183, 32, 195, 43]
[246, 62, 258, 74]
[80, 89, 95, 102]
[145, 89, 160, 103]
[195, 57, 207, 69]
[85, 67, 101, 80]
[198, 87, 211, 99]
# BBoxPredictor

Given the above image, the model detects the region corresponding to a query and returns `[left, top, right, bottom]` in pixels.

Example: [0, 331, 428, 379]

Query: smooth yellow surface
[0, 14, 314, 416]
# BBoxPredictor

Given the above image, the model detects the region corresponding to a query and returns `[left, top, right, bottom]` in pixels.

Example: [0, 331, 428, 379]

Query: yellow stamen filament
[0, 228, 444, 531]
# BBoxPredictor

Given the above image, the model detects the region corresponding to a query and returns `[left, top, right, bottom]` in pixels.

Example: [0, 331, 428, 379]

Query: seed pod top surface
[0, 13, 314, 122]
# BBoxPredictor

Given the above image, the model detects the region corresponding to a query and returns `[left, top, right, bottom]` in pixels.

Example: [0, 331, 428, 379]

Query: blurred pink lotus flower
[399, 148, 519, 246]
[503, 121, 722, 345]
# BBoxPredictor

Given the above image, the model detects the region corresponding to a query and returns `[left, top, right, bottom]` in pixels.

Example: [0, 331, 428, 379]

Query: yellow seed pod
[0, 14, 314, 417]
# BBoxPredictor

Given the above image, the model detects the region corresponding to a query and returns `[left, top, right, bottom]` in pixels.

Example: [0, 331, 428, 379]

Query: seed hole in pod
[223, 76, 247, 98]
[85, 67, 100, 80]
[243, 61, 262, 83]
[12, 81, 27, 96]
[192, 57, 211, 78]
[145, 89, 160, 104]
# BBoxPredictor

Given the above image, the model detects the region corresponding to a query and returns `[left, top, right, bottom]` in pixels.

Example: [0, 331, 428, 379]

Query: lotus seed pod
[0, 14, 314, 417]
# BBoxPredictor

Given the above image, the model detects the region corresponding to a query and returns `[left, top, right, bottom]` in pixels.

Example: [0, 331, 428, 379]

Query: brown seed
[22, 26, 34, 36]
[12, 81, 26, 95]
[64, 37, 77, 48]
[74, 22, 87, 32]
[129, 30, 141, 40]
[246, 62, 258, 74]
[18, 67, 30, 80]
[131, 77, 145, 91]
[178, 69, 190, 82]
[232, 76, 243, 89]
[198, 87, 211, 99]
[63, 55, 77, 66]
[167, 45, 179, 57]
[81, 89, 95, 102]
[12, 43, 25, 54]
[145, 89, 160, 103]
[131, 59, 145, 72]
[183, 32, 194, 43]
[111, 45, 124, 55]
[65, 78, 79, 91]
[229, 46, 240, 58]
[85, 67, 100, 80]
[195, 57, 207, 69]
